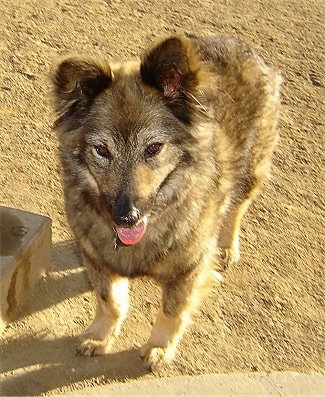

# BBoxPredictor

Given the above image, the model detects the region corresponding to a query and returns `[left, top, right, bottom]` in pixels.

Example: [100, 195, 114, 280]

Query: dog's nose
[112, 197, 140, 227]
[119, 206, 140, 226]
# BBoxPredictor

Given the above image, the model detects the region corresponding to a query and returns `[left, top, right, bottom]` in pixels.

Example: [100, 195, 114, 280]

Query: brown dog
[52, 34, 281, 371]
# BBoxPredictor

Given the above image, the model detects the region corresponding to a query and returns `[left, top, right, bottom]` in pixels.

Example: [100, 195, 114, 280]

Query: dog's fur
[52, 35, 281, 371]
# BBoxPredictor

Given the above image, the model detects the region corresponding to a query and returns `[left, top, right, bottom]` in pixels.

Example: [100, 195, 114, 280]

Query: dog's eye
[94, 145, 110, 159]
[146, 143, 163, 157]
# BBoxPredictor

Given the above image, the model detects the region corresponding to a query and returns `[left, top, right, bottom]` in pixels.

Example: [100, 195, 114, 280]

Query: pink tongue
[114, 217, 148, 246]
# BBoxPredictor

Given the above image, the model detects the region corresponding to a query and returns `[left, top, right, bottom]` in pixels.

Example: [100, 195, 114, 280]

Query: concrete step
[0, 206, 52, 332]
[70, 371, 325, 396]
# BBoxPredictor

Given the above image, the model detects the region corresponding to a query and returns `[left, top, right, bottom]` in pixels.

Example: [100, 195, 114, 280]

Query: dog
[52, 34, 281, 371]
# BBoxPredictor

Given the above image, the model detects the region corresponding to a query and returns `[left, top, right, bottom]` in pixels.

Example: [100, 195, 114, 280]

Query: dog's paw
[220, 247, 240, 269]
[140, 344, 174, 372]
[76, 338, 110, 356]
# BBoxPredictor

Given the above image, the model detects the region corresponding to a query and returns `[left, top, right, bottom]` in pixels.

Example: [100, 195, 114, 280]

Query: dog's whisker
[187, 92, 207, 114]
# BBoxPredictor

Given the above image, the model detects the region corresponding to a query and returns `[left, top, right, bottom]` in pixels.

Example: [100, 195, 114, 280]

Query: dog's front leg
[140, 272, 201, 371]
[76, 255, 129, 356]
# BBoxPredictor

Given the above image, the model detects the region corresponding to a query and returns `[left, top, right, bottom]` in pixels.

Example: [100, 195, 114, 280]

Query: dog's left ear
[140, 36, 201, 100]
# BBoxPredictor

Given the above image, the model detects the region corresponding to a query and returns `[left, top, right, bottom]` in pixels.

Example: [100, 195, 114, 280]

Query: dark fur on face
[52, 35, 281, 371]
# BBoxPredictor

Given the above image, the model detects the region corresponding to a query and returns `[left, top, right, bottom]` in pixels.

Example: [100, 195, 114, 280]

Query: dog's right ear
[52, 58, 112, 125]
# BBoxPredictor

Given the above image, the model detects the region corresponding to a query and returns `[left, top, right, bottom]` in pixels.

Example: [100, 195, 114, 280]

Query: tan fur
[77, 259, 129, 356]
[133, 163, 174, 201]
[140, 310, 191, 370]
[52, 34, 281, 371]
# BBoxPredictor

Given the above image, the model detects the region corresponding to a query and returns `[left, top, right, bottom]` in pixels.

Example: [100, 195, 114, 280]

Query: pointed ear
[140, 36, 201, 99]
[52, 58, 112, 125]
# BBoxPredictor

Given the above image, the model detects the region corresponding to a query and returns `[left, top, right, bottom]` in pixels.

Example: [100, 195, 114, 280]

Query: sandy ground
[0, 0, 324, 395]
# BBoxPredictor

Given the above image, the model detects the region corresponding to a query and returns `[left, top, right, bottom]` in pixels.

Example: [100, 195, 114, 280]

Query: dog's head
[52, 36, 215, 246]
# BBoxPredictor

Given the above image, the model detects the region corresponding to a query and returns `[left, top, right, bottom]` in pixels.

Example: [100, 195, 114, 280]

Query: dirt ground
[0, 0, 324, 395]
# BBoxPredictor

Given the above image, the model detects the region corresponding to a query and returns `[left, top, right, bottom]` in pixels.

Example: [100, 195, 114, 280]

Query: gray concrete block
[0, 206, 52, 332]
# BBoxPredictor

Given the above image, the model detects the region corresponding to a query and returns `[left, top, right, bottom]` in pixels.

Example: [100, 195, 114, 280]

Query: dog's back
[187, 35, 281, 264]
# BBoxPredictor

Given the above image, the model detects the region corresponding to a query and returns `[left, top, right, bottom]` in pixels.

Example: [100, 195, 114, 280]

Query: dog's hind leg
[218, 197, 253, 268]
[76, 256, 129, 356]
[218, 159, 272, 269]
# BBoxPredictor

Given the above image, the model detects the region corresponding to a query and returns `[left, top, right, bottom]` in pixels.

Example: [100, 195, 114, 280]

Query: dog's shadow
[1, 241, 149, 396]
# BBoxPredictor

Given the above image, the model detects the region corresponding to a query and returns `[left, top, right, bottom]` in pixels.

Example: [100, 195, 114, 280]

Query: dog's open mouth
[114, 216, 148, 247]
